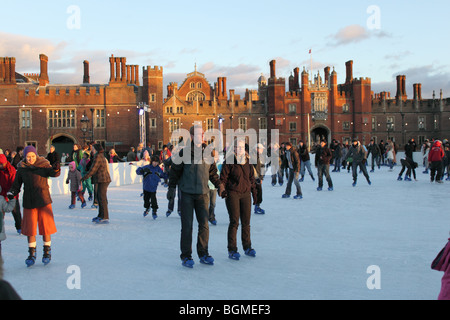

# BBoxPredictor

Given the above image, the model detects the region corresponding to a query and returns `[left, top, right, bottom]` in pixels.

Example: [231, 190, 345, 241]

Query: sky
[1, 0, 449, 98]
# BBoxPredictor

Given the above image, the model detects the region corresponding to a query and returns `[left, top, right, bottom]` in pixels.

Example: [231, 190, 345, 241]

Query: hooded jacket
[9, 157, 60, 209]
[66, 161, 82, 192]
[428, 141, 445, 162]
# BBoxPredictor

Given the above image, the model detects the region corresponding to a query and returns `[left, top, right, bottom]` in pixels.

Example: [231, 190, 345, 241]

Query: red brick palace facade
[0, 54, 449, 155]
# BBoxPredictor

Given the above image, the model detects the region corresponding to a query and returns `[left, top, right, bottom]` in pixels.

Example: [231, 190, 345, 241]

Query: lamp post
[80, 111, 90, 145]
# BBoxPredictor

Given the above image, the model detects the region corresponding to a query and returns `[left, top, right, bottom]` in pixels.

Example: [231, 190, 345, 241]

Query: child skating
[136, 156, 167, 219]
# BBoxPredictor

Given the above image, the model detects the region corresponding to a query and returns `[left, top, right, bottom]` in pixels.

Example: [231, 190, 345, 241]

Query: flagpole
[309, 49, 312, 81]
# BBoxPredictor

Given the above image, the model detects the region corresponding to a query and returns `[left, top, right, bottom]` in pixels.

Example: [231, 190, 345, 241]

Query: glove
[167, 187, 175, 202]
[7, 192, 15, 200]
[154, 171, 161, 177]
[218, 184, 227, 198]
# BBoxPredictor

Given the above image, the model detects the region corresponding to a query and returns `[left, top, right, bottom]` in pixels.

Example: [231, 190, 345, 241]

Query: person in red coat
[428, 140, 445, 183]
[0, 154, 21, 233]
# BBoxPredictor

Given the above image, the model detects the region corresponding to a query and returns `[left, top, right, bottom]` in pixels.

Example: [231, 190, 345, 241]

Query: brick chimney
[39, 54, 49, 86]
[0, 57, 16, 85]
[345, 60, 353, 84]
[270, 60, 276, 79]
[83, 60, 90, 84]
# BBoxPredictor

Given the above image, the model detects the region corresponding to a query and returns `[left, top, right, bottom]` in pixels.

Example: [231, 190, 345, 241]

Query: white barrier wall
[48, 162, 143, 196]
[47, 151, 426, 196]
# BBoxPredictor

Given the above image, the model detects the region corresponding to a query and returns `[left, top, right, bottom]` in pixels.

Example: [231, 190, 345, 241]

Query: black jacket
[169, 142, 220, 195]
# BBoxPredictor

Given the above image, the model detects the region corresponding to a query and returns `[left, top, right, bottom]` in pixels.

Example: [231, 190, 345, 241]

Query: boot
[26, 247, 36, 267]
[42, 245, 51, 265]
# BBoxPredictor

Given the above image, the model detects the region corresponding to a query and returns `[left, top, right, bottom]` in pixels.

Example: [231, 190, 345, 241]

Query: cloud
[328, 24, 390, 46]
[0, 32, 68, 70]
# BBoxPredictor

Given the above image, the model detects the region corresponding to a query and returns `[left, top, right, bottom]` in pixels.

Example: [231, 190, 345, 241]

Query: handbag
[432, 239, 450, 271]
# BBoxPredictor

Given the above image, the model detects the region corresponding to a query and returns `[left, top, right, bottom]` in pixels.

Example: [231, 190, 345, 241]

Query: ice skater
[136, 155, 167, 219]
[344, 139, 371, 187]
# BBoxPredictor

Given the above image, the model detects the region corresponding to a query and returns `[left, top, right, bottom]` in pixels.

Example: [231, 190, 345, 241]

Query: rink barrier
[46, 151, 422, 196]
[48, 162, 142, 196]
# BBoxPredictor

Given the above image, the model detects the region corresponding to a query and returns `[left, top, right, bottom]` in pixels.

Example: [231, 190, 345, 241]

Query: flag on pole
[309, 49, 311, 54]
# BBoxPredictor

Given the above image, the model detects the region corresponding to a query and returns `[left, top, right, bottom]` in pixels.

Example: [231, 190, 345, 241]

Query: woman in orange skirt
[8, 146, 60, 267]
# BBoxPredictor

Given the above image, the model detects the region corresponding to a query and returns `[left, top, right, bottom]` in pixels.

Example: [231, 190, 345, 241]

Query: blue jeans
[285, 169, 302, 196]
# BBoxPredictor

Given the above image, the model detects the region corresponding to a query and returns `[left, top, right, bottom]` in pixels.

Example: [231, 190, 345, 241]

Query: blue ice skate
[182, 257, 195, 268]
[228, 251, 241, 260]
[199, 255, 214, 265]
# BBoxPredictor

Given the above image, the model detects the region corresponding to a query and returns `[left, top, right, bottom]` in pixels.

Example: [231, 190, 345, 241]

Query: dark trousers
[317, 164, 333, 188]
[143, 190, 158, 211]
[255, 180, 263, 205]
[208, 189, 217, 222]
[92, 183, 98, 206]
[399, 161, 416, 179]
[71, 191, 85, 205]
[225, 191, 252, 252]
[12, 200, 22, 232]
[96, 182, 110, 220]
[430, 161, 443, 181]
[352, 161, 370, 182]
[371, 154, 380, 170]
[168, 186, 181, 212]
[180, 192, 210, 259]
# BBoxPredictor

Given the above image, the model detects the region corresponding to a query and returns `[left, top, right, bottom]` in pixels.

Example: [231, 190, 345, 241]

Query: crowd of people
[1, 133, 450, 298]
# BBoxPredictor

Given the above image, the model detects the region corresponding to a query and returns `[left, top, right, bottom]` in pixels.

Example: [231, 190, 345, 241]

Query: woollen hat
[23, 145, 37, 158]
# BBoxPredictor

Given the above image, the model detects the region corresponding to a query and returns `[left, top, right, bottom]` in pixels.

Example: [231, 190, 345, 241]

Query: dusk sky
[1, 0, 449, 98]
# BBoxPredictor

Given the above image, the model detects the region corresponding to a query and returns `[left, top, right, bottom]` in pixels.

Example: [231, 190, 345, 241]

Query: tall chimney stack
[39, 54, 49, 86]
[83, 60, 90, 84]
[345, 60, 353, 84]
[270, 60, 276, 79]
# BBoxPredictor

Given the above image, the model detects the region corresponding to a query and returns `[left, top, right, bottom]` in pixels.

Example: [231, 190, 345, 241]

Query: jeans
[285, 168, 302, 196]
[300, 160, 314, 178]
[317, 164, 333, 188]
[352, 161, 370, 183]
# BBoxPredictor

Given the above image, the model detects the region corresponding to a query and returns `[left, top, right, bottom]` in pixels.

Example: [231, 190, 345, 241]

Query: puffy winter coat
[9, 157, 60, 209]
[66, 162, 82, 192]
[136, 164, 166, 192]
[0, 158, 18, 200]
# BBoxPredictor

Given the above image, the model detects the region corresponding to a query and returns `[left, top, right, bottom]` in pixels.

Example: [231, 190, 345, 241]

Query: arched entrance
[311, 125, 330, 146]
[50, 134, 76, 157]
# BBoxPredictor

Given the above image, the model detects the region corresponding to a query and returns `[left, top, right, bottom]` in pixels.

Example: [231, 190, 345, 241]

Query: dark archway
[51, 135, 74, 158]
[311, 126, 330, 145]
